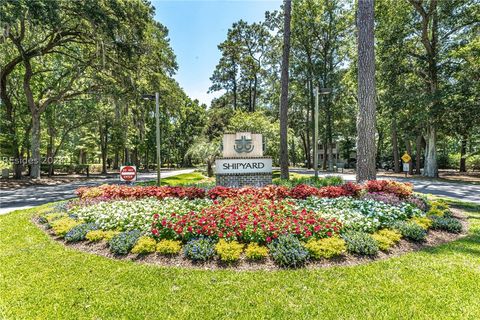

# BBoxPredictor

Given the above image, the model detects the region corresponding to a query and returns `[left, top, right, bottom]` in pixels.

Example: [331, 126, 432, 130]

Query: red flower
[151, 229, 159, 236]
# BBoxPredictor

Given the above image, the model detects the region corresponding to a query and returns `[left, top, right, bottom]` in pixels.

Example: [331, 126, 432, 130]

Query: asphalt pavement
[0, 169, 194, 215]
[1, 168, 478, 215]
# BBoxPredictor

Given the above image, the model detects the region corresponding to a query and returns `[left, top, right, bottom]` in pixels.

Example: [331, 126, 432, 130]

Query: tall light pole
[313, 87, 332, 178]
[142, 93, 161, 186]
[313, 87, 319, 178]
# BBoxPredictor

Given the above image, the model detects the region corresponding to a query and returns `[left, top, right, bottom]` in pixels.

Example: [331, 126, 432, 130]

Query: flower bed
[38, 180, 463, 269]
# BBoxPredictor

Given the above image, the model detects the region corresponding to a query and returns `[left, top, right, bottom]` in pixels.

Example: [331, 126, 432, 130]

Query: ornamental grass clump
[215, 240, 244, 262]
[131, 236, 157, 254]
[245, 243, 268, 261]
[109, 230, 141, 255]
[268, 235, 309, 268]
[184, 238, 216, 262]
[305, 237, 346, 259]
[372, 229, 402, 251]
[64, 223, 98, 242]
[394, 221, 427, 242]
[431, 216, 462, 233]
[156, 240, 182, 255]
[343, 231, 379, 256]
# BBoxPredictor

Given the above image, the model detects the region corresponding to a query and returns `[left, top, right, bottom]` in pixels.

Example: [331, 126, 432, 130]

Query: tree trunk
[391, 117, 400, 173]
[423, 125, 438, 177]
[459, 136, 467, 172]
[355, 0, 377, 183]
[207, 161, 214, 177]
[279, 0, 291, 180]
[30, 111, 41, 179]
[415, 134, 423, 174]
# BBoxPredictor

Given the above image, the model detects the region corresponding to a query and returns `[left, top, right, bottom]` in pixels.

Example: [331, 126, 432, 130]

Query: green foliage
[343, 232, 379, 256]
[131, 237, 157, 254]
[245, 243, 268, 261]
[64, 223, 98, 243]
[394, 222, 427, 242]
[431, 217, 463, 234]
[372, 229, 402, 251]
[50, 217, 80, 237]
[156, 240, 182, 255]
[410, 217, 432, 230]
[85, 230, 106, 242]
[183, 238, 216, 262]
[104, 231, 120, 242]
[274, 174, 343, 188]
[44, 212, 68, 223]
[305, 237, 346, 259]
[215, 240, 244, 262]
[109, 230, 141, 255]
[268, 235, 309, 268]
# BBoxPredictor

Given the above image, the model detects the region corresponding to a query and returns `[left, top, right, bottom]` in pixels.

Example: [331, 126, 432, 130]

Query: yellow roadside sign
[401, 152, 411, 163]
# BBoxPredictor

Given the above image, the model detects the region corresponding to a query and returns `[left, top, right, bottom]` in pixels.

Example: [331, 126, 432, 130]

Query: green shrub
[45, 212, 68, 223]
[86, 230, 106, 242]
[64, 223, 98, 242]
[431, 216, 462, 233]
[215, 240, 244, 262]
[410, 216, 432, 230]
[372, 229, 402, 251]
[245, 243, 268, 261]
[268, 235, 309, 268]
[109, 230, 141, 255]
[156, 240, 182, 255]
[343, 231, 379, 256]
[50, 217, 80, 237]
[394, 221, 427, 242]
[104, 230, 120, 242]
[131, 236, 157, 254]
[305, 237, 346, 259]
[428, 200, 451, 217]
[184, 238, 215, 262]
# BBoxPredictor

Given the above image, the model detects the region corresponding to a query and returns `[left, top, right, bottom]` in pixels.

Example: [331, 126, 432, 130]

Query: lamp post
[313, 87, 332, 178]
[142, 93, 161, 186]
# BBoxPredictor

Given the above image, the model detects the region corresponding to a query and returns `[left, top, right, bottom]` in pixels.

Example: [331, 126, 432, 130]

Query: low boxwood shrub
[215, 240, 244, 262]
[45, 212, 68, 223]
[305, 237, 346, 259]
[156, 239, 182, 255]
[104, 230, 120, 242]
[394, 221, 427, 242]
[410, 216, 432, 230]
[184, 238, 215, 262]
[372, 229, 402, 251]
[109, 230, 141, 255]
[50, 217, 81, 237]
[268, 235, 309, 268]
[64, 223, 98, 242]
[131, 236, 157, 254]
[245, 243, 268, 261]
[86, 230, 106, 242]
[342, 231, 379, 256]
[431, 216, 462, 233]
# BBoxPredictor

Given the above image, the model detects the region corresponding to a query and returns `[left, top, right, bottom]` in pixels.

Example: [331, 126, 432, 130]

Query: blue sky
[153, 0, 282, 105]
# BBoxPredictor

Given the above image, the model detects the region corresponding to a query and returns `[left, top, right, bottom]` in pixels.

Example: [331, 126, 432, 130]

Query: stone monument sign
[215, 132, 272, 187]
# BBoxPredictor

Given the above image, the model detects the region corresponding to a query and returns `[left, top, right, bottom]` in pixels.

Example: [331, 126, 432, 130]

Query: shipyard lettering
[215, 158, 272, 174]
[222, 162, 265, 170]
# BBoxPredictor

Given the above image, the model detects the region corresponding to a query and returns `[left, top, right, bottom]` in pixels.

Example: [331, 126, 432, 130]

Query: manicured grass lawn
[0, 200, 479, 319]
[138, 172, 213, 186]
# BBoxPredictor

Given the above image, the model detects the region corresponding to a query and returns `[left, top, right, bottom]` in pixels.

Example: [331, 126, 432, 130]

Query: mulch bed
[34, 209, 469, 271]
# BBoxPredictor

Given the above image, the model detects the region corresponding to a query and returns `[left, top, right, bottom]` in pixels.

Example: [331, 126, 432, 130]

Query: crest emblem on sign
[234, 135, 254, 153]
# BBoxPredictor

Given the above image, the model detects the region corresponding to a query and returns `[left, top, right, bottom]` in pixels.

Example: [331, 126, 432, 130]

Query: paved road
[0, 169, 194, 215]
[290, 169, 480, 204]
[1, 168, 478, 215]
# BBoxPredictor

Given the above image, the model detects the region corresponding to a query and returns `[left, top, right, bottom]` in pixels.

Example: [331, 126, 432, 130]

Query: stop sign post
[120, 166, 137, 183]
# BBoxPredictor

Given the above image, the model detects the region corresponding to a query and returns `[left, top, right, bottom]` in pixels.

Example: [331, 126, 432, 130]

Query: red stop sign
[120, 166, 137, 182]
